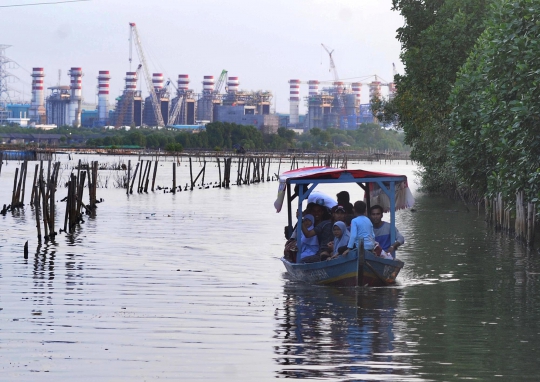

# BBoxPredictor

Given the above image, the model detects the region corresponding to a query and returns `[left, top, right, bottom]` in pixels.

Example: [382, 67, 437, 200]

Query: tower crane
[129, 22, 165, 127]
[321, 43, 347, 128]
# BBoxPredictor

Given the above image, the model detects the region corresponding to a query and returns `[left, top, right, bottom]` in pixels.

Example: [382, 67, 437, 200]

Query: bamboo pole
[172, 162, 176, 194]
[11, 167, 19, 207]
[126, 160, 131, 195]
[30, 164, 38, 205]
[189, 157, 194, 191]
[35, 184, 42, 241]
[151, 161, 158, 192]
[129, 162, 139, 194]
[20, 160, 28, 205]
[217, 158, 222, 187]
[144, 160, 151, 193]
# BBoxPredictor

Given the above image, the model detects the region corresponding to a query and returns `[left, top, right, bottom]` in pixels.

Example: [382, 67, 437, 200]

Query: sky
[2, 0, 404, 114]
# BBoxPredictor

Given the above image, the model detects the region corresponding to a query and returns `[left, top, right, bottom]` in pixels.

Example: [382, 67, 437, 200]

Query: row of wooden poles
[485, 191, 536, 246]
[125, 155, 279, 195]
[126, 153, 348, 195]
[2, 159, 99, 241]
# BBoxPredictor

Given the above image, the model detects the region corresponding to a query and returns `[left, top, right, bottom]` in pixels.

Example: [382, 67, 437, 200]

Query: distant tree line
[0, 121, 408, 152]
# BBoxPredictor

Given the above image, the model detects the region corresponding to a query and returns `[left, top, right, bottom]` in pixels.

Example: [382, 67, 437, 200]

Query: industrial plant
[0, 27, 394, 133]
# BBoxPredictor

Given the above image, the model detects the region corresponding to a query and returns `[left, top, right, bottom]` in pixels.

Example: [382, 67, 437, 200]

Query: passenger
[343, 200, 376, 255]
[331, 205, 349, 227]
[300, 203, 334, 263]
[328, 221, 350, 259]
[298, 214, 319, 261]
[370, 204, 405, 254]
[336, 191, 354, 215]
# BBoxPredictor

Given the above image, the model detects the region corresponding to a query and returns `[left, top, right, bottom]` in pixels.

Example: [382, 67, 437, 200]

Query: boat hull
[281, 250, 404, 287]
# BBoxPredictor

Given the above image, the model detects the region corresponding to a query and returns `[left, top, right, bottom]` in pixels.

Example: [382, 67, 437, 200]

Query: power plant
[2, 29, 394, 132]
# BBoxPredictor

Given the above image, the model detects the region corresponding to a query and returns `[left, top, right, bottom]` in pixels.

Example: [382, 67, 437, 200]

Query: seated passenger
[300, 204, 333, 263]
[343, 200, 376, 255]
[370, 204, 405, 254]
[336, 191, 354, 214]
[298, 214, 319, 261]
[328, 221, 350, 259]
[331, 205, 349, 228]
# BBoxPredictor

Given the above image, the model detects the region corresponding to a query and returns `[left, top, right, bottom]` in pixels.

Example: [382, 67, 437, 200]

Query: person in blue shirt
[369, 204, 405, 254]
[343, 201, 376, 254]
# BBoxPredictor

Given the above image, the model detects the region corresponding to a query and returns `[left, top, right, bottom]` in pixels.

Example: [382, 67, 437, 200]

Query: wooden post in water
[172, 162, 176, 194]
[201, 160, 206, 187]
[129, 162, 139, 194]
[217, 158, 222, 188]
[30, 164, 39, 205]
[11, 167, 19, 208]
[126, 160, 131, 195]
[151, 161, 158, 192]
[35, 183, 42, 241]
[39, 176, 49, 240]
[189, 157, 194, 191]
[144, 160, 150, 193]
[20, 161, 28, 205]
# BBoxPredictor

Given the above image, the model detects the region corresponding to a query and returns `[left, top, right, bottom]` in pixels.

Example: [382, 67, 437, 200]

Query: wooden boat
[274, 166, 414, 287]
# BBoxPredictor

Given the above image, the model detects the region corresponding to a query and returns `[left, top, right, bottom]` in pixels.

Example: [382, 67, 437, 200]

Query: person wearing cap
[331, 205, 349, 228]
[369, 204, 404, 254]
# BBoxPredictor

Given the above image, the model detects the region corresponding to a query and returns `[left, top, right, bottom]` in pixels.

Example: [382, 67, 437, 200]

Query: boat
[274, 166, 414, 287]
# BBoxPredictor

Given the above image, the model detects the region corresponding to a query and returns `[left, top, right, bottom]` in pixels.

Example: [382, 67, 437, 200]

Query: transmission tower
[0, 45, 13, 124]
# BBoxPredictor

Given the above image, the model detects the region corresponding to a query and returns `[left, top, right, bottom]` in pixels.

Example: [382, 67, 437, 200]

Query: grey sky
[3, 0, 404, 113]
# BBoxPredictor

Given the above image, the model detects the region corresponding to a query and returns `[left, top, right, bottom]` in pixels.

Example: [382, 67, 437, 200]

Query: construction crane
[129, 22, 165, 127]
[114, 63, 142, 128]
[167, 79, 184, 126]
[321, 43, 347, 128]
[214, 69, 228, 94]
[321, 43, 339, 81]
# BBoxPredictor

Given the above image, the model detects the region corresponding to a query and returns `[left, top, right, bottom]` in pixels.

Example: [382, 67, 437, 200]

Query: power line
[0, 0, 90, 8]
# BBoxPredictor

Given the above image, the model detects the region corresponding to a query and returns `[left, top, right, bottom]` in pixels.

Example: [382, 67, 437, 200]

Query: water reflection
[274, 283, 422, 380]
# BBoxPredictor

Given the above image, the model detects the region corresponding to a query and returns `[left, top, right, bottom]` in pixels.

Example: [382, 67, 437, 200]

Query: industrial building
[142, 73, 169, 126]
[112, 71, 143, 128]
[44, 67, 83, 127]
[289, 76, 394, 130]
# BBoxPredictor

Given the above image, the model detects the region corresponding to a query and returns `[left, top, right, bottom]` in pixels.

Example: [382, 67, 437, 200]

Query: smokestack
[68, 67, 83, 127]
[152, 73, 164, 93]
[29, 67, 45, 123]
[289, 79, 300, 125]
[125, 71, 137, 91]
[227, 76, 239, 93]
[202, 75, 215, 94]
[97, 70, 110, 125]
[177, 74, 189, 95]
[308, 80, 319, 96]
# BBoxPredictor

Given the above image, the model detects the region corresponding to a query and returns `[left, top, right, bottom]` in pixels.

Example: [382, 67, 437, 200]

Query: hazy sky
[3, 0, 404, 113]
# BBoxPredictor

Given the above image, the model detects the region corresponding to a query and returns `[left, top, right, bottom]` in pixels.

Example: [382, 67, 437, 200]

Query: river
[0, 155, 539, 381]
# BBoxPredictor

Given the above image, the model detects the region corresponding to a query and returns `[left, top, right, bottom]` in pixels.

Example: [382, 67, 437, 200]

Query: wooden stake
[151, 161, 158, 192]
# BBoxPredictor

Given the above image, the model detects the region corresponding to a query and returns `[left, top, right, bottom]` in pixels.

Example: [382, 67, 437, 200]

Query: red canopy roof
[279, 166, 405, 182]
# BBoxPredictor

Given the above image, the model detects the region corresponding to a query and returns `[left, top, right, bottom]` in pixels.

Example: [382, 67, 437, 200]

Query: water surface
[1, 155, 539, 381]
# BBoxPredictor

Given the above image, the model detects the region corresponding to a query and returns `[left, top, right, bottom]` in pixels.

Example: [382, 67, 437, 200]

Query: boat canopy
[274, 166, 414, 213]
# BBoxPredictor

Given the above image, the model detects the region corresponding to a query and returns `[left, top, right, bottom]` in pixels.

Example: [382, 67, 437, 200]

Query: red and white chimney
[68, 67, 83, 127]
[97, 70, 110, 124]
[202, 75, 215, 93]
[227, 76, 239, 93]
[29, 67, 45, 123]
[177, 74, 189, 94]
[289, 79, 301, 124]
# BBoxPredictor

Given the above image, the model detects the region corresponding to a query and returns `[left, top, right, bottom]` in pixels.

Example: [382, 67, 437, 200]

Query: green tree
[390, 0, 492, 193]
[449, 0, 540, 202]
